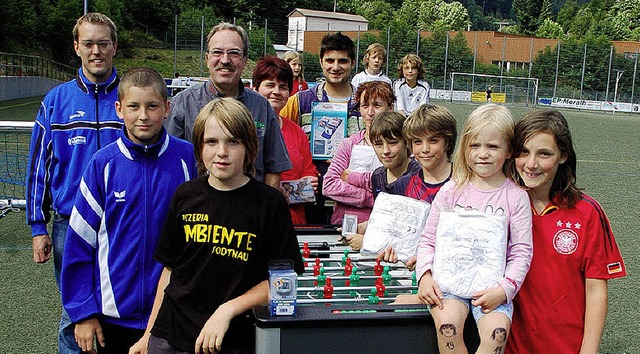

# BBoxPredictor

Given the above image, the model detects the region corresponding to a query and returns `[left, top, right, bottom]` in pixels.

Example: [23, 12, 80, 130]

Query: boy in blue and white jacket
[60, 67, 196, 353]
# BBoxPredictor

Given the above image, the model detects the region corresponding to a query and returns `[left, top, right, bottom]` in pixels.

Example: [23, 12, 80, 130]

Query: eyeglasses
[79, 41, 113, 51]
[208, 49, 244, 60]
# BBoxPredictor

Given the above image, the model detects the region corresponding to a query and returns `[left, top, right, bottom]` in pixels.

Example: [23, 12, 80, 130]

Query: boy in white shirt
[394, 54, 430, 116]
[351, 43, 392, 89]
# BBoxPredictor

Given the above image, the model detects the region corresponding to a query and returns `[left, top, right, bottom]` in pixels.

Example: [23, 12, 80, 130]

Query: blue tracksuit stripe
[97, 221, 119, 319]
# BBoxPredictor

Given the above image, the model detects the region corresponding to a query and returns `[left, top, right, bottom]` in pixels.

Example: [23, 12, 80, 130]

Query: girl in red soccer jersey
[506, 110, 626, 353]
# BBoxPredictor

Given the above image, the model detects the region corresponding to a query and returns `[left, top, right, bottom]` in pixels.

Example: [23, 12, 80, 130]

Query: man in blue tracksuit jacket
[25, 13, 121, 353]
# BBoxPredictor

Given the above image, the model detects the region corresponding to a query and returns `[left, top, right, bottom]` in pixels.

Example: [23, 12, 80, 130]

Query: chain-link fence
[157, 17, 639, 106]
[4, 15, 639, 107]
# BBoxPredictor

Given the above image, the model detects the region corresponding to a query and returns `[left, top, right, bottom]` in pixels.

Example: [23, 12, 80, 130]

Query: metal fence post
[472, 33, 477, 91]
[386, 27, 390, 76]
[631, 50, 638, 105]
[264, 19, 268, 56]
[553, 40, 560, 98]
[174, 14, 178, 76]
[355, 26, 360, 72]
[443, 31, 449, 90]
[500, 36, 506, 91]
[580, 44, 586, 100]
[200, 16, 205, 77]
[605, 45, 613, 101]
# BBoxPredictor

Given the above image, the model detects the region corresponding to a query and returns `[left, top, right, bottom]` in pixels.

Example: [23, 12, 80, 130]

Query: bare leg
[431, 299, 469, 354]
[476, 312, 510, 354]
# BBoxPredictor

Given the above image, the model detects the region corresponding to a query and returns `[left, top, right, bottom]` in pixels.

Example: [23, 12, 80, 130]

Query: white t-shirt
[394, 79, 430, 115]
[351, 70, 392, 89]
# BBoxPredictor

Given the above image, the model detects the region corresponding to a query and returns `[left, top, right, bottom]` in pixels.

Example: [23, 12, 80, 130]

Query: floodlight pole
[614, 69, 624, 103]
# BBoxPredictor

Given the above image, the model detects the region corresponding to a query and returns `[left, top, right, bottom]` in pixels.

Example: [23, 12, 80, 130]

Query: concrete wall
[0, 76, 63, 101]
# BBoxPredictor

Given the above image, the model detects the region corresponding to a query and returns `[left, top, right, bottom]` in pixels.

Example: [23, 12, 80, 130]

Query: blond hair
[452, 104, 514, 187]
[192, 98, 258, 178]
[363, 43, 386, 69]
[403, 104, 457, 160]
[118, 67, 167, 102]
[397, 54, 424, 80]
[283, 51, 305, 81]
[73, 12, 117, 42]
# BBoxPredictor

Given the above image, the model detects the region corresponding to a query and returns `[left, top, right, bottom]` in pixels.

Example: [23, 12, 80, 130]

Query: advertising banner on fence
[539, 97, 640, 114]
[601, 101, 633, 113]
[550, 97, 602, 110]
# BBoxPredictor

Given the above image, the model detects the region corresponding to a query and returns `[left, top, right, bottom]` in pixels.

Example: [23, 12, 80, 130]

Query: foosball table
[254, 226, 480, 353]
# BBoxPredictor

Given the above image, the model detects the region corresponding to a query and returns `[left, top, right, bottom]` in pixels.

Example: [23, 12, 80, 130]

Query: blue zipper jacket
[26, 67, 122, 236]
[60, 127, 196, 329]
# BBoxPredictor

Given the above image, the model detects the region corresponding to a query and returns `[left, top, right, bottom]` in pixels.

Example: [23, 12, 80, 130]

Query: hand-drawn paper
[342, 214, 358, 237]
[348, 144, 383, 172]
[310, 102, 348, 159]
[280, 179, 315, 204]
[432, 208, 507, 299]
[361, 192, 431, 263]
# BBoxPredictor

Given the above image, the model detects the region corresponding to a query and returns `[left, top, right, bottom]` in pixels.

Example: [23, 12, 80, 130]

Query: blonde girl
[415, 104, 533, 354]
[283, 51, 308, 94]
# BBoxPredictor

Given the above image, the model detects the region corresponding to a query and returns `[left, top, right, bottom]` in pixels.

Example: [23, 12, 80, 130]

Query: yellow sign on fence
[472, 92, 506, 103]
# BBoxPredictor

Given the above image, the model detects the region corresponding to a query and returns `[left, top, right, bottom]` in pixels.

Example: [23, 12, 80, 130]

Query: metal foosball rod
[296, 296, 407, 305]
[297, 285, 417, 293]
[298, 274, 414, 282]
[297, 241, 344, 249]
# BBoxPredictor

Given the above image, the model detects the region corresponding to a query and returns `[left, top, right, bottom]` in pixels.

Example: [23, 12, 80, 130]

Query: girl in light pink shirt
[415, 104, 532, 354]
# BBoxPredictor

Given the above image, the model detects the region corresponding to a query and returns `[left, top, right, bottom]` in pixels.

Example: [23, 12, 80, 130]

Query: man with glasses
[165, 22, 291, 188]
[26, 12, 121, 354]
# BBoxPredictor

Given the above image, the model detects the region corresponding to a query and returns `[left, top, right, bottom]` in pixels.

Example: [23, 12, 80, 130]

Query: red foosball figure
[343, 258, 353, 276]
[373, 259, 383, 276]
[323, 278, 334, 299]
[302, 242, 311, 258]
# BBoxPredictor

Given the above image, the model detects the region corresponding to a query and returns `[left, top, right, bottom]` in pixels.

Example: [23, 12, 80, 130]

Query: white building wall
[287, 17, 306, 51]
[306, 18, 367, 32]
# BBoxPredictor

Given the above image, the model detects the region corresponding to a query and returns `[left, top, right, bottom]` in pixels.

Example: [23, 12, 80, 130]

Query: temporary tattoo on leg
[440, 324, 457, 351]
[491, 327, 507, 354]
[439, 323, 457, 338]
[491, 327, 507, 344]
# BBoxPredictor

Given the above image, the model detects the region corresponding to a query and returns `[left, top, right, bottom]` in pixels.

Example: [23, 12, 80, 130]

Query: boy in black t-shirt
[130, 98, 304, 354]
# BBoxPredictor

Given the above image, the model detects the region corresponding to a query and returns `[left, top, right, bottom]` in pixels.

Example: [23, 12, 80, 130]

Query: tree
[41, 0, 83, 62]
[121, 0, 177, 39]
[512, 0, 543, 35]
[398, 0, 471, 31]
[607, 0, 640, 41]
[535, 18, 564, 39]
[355, 0, 397, 30]
[433, 2, 472, 31]
[0, 0, 39, 52]
[556, 0, 578, 32]
[420, 31, 474, 88]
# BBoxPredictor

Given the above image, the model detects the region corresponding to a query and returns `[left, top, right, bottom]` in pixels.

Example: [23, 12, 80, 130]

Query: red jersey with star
[507, 194, 626, 353]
